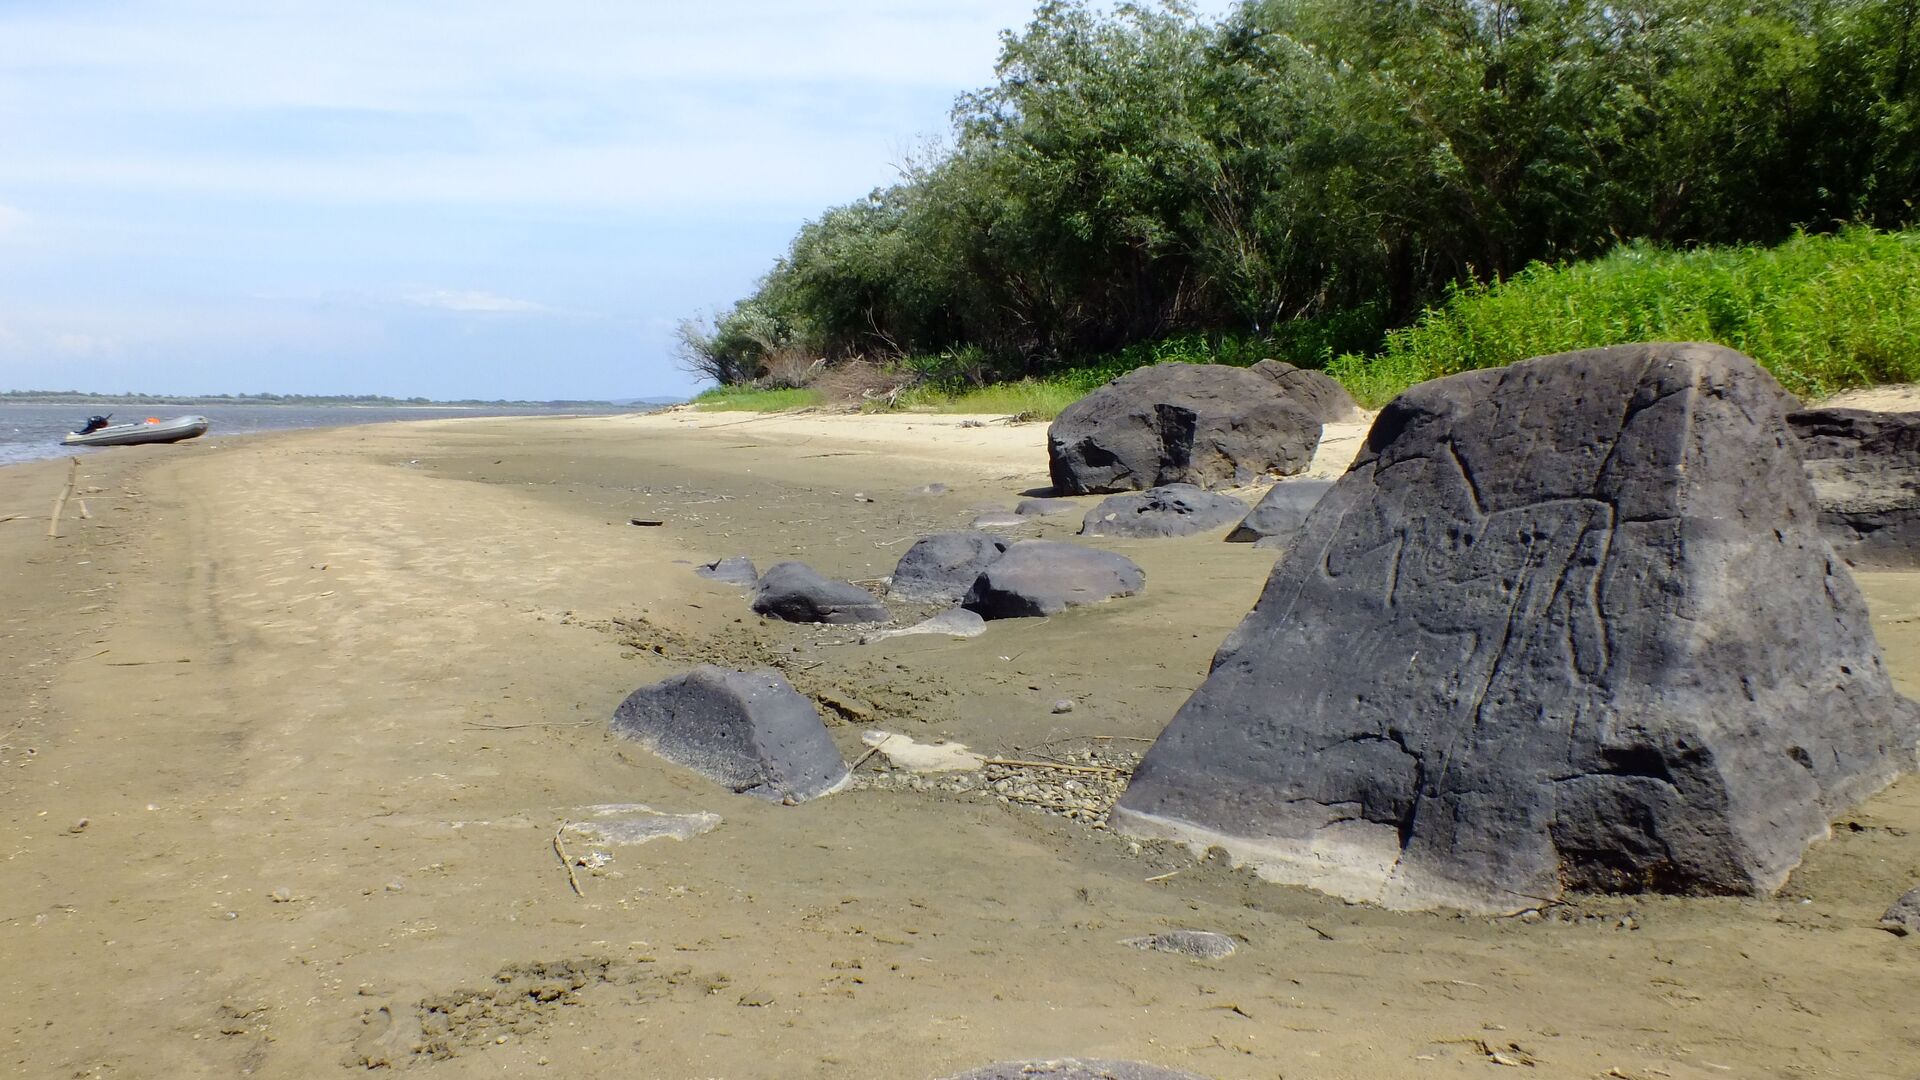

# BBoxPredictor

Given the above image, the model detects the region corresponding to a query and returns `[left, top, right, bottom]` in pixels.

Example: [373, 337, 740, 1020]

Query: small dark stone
[1788, 407, 1920, 569]
[1249, 358, 1365, 423]
[889, 532, 1011, 604]
[1880, 887, 1920, 935]
[610, 666, 848, 802]
[942, 1062, 1211, 1080]
[751, 562, 888, 624]
[694, 556, 759, 587]
[1079, 484, 1249, 539]
[1047, 364, 1321, 494]
[961, 540, 1144, 619]
[1225, 480, 1335, 547]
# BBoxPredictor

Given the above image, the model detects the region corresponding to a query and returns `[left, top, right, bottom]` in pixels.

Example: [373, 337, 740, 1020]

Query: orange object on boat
[146, 417, 159, 423]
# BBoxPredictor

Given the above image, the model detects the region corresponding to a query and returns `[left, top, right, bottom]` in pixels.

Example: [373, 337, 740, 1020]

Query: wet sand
[3, 409, 1919, 1079]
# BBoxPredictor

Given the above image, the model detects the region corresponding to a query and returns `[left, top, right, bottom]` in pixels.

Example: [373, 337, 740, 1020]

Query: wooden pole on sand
[47, 458, 78, 539]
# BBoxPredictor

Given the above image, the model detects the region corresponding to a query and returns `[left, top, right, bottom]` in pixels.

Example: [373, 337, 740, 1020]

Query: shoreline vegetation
[683, 0, 1920, 419]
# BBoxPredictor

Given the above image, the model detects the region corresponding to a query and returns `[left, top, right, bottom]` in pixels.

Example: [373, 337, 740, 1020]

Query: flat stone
[1016, 497, 1081, 516]
[1116, 343, 1920, 913]
[962, 540, 1145, 619]
[862, 608, 989, 642]
[751, 562, 888, 624]
[561, 804, 721, 845]
[942, 1061, 1212, 1080]
[1225, 479, 1335, 547]
[860, 730, 985, 773]
[1079, 484, 1248, 538]
[1048, 363, 1321, 494]
[1789, 407, 1920, 568]
[889, 532, 1010, 604]
[611, 666, 849, 802]
[1121, 929, 1237, 960]
[970, 511, 1030, 529]
[694, 556, 759, 587]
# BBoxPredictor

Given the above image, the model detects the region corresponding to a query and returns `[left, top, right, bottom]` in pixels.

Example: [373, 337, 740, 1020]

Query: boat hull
[62, 416, 211, 447]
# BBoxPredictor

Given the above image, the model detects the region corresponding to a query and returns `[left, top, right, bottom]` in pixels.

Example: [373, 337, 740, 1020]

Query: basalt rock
[611, 666, 848, 802]
[1788, 407, 1920, 569]
[962, 540, 1144, 619]
[751, 562, 888, 624]
[1047, 364, 1320, 495]
[1224, 480, 1335, 548]
[1250, 359, 1366, 423]
[1115, 342, 1919, 914]
[889, 532, 1011, 604]
[1079, 484, 1248, 539]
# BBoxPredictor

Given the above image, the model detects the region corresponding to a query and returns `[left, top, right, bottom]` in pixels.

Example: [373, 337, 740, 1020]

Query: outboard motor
[75, 414, 112, 435]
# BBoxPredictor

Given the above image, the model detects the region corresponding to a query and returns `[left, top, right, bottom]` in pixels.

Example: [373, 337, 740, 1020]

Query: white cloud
[402, 288, 547, 314]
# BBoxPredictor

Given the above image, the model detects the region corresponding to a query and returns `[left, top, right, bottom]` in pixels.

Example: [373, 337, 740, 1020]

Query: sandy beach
[4, 409, 1919, 1080]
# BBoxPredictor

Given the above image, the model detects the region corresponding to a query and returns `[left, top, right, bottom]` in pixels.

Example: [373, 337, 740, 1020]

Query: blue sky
[0, 0, 1179, 401]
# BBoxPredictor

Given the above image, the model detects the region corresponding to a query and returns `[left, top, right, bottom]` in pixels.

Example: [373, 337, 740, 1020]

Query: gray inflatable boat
[62, 413, 210, 447]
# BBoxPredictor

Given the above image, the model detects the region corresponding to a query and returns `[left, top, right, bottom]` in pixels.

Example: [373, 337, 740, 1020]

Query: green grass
[884, 377, 1093, 418]
[690, 386, 824, 412]
[1329, 227, 1920, 406]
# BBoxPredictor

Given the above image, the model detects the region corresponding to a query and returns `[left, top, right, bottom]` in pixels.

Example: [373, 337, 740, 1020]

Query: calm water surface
[0, 402, 629, 467]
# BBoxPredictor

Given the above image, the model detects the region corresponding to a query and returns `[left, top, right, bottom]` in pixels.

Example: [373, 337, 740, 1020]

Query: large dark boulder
[751, 562, 888, 624]
[1114, 342, 1919, 913]
[1224, 479, 1335, 547]
[1788, 407, 1920, 569]
[1250, 359, 1365, 423]
[889, 532, 1010, 603]
[611, 666, 848, 802]
[962, 540, 1145, 619]
[1079, 484, 1248, 539]
[1047, 364, 1321, 495]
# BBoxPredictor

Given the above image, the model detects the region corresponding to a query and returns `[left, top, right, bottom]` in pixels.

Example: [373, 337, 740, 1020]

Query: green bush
[1329, 228, 1920, 405]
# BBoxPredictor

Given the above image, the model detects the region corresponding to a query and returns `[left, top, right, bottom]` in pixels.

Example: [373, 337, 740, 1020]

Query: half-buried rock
[962, 540, 1144, 619]
[889, 532, 1010, 603]
[1114, 342, 1920, 914]
[1079, 484, 1248, 538]
[1048, 363, 1320, 494]
[1224, 479, 1334, 547]
[1788, 407, 1920, 569]
[611, 666, 849, 802]
[751, 561, 888, 624]
[694, 555, 759, 587]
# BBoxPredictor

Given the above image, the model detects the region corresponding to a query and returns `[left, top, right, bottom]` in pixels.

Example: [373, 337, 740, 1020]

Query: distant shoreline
[0, 393, 679, 409]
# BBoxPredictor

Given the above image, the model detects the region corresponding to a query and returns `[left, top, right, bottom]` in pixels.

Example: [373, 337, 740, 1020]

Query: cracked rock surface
[1047, 363, 1321, 494]
[611, 665, 849, 802]
[1115, 342, 1920, 913]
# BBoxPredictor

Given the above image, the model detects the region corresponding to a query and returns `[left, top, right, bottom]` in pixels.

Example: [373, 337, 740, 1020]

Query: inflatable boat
[61, 414, 210, 448]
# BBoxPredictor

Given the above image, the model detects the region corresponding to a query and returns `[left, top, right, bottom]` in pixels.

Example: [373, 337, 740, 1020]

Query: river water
[0, 402, 634, 467]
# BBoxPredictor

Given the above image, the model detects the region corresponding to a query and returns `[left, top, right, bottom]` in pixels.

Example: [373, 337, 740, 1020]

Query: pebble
[268, 886, 293, 903]
[1051, 699, 1075, 714]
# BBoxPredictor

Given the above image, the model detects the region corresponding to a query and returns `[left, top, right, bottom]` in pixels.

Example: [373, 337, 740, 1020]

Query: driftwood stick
[47, 458, 78, 538]
[553, 823, 585, 897]
[76, 499, 91, 520]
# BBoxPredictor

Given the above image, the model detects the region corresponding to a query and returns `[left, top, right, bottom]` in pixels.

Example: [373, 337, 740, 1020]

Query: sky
[0, 0, 1186, 401]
